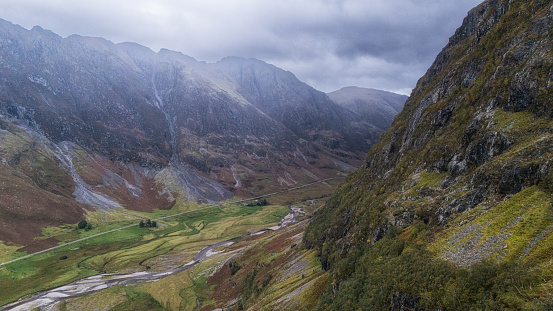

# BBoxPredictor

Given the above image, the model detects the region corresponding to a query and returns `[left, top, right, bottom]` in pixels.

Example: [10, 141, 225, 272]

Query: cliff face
[305, 0, 553, 309]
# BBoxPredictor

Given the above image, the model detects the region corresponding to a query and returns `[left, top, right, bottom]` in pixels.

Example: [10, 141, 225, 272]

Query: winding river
[0, 209, 299, 311]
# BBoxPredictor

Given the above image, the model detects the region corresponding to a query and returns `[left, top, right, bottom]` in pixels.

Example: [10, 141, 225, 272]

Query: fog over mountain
[0, 0, 483, 94]
[0, 19, 397, 247]
[328, 86, 407, 130]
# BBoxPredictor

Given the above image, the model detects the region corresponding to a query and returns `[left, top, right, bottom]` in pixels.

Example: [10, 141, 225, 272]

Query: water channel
[0, 208, 300, 311]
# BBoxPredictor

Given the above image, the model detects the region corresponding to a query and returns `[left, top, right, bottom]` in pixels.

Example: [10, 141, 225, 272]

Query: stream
[0, 208, 300, 311]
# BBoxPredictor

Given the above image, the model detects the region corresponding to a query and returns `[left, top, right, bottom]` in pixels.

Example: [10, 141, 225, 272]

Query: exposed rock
[0, 18, 391, 247]
[308, 0, 553, 269]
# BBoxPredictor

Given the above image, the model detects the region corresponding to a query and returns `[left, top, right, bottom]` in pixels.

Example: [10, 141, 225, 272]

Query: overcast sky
[1, 0, 483, 95]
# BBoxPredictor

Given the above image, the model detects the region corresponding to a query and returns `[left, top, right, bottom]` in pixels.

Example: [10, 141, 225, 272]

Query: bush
[77, 220, 88, 230]
[314, 229, 545, 310]
[229, 261, 242, 275]
[139, 219, 157, 228]
[246, 198, 269, 206]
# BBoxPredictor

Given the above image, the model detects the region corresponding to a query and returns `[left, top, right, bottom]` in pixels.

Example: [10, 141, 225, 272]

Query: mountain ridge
[0, 18, 402, 248]
[304, 0, 553, 309]
[327, 86, 407, 130]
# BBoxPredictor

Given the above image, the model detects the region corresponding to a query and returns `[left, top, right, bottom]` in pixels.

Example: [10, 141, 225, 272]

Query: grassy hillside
[304, 0, 553, 309]
[0, 176, 340, 309]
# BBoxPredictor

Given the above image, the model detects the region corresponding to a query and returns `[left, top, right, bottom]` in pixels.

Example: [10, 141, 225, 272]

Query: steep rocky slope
[0, 19, 385, 248]
[305, 0, 553, 309]
[327, 86, 407, 130]
[0, 118, 89, 247]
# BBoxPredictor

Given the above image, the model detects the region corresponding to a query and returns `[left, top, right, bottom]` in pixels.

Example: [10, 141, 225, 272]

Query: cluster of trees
[139, 219, 157, 228]
[245, 198, 268, 207]
[77, 220, 92, 230]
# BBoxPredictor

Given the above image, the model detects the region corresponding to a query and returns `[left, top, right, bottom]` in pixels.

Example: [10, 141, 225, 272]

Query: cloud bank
[1, 0, 483, 94]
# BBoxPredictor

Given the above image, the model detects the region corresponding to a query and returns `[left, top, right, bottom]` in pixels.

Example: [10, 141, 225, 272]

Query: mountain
[0, 19, 386, 248]
[327, 86, 407, 130]
[304, 0, 553, 309]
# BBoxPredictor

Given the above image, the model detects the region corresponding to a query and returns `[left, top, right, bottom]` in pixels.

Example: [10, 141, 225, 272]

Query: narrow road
[0, 201, 310, 310]
[0, 239, 236, 311]
[0, 177, 342, 268]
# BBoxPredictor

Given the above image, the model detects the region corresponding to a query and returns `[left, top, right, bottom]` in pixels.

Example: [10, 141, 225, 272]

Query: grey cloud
[0, 0, 484, 94]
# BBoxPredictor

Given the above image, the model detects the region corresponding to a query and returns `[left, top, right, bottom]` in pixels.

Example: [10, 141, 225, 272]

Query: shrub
[77, 220, 88, 229]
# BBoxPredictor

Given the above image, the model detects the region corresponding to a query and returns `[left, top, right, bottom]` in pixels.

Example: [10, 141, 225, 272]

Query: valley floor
[0, 179, 340, 311]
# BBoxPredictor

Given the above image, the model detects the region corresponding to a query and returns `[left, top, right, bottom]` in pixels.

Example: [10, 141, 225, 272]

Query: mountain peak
[327, 86, 407, 129]
[0, 19, 389, 248]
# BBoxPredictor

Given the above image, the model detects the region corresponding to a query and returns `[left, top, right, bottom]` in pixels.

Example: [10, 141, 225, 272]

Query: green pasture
[0, 202, 289, 307]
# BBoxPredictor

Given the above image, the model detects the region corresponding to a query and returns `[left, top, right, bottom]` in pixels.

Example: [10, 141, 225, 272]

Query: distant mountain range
[327, 86, 407, 130]
[0, 19, 405, 247]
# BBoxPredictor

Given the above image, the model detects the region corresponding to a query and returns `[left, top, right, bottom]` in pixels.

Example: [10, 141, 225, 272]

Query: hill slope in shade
[0, 19, 389, 248]
[305, 0, 553, 309]
[327, 86, 407, 130]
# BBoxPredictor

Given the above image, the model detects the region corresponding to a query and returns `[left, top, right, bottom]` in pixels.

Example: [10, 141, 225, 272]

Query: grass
[0, 127, 33, 159]
[54, 285, 128, 310]
[139, 271, 216, 310]
[111, 287, 166, 311]
[0, 242, 23, 263]
[477, 186, 553, 261]
[430, 185, 553, 267]
[266, 178, 343, 205]
[298, 272, 330, 308]
[37, 225, 78, 241]
[240, 237, 327, 310]
[0, 202, 292, 307]
[0, 174, 337, 309]
[84, 204, 321, 311]
[115, 207, 298, 310]
[138, 270, 194, 310]
[116, 198, 203, 220]
[0, 246, 99, 305]
[415, 171, 447, 190]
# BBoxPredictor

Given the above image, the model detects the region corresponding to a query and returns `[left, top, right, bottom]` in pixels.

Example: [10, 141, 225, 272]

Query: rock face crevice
[307, 0, 553, 272]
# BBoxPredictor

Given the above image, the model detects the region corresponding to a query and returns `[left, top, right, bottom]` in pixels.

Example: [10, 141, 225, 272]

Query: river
[0, 208, 299, 311]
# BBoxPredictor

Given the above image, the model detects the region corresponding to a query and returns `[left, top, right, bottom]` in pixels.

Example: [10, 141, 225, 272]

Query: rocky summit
[0, 19, 396, 248]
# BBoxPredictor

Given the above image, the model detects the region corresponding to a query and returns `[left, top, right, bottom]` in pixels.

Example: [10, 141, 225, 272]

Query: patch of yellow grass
[430, 186, 553, 264]
[139, 270, 194, 311]
[0, 241, 21, 263]
[62, 285, 128, 310]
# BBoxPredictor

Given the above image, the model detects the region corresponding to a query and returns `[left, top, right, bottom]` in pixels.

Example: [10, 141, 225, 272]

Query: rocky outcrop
[306, 1, 553, 307]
